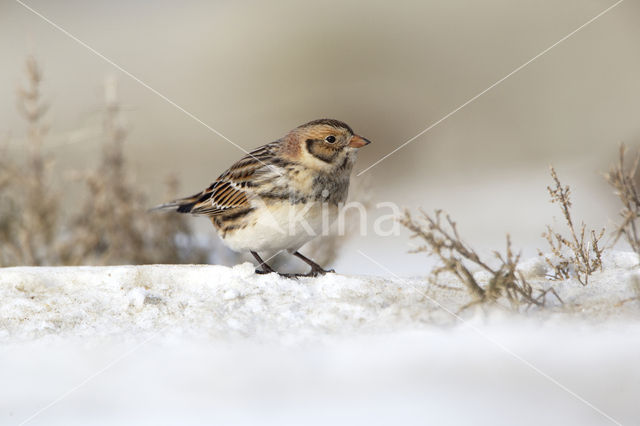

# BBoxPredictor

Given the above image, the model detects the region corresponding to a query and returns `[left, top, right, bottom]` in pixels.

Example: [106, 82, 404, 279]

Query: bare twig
[62, 77, 210, 265]
[3, 56, 60, 265]
[1, 59, 213, 266]
[539, 166, 605, 285]
[604, 144, 640, 253]
[401, 210, 555, 310]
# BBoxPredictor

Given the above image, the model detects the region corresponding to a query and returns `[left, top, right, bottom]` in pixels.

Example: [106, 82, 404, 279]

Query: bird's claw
[254, 266, 335, 279]
[306, 267, 335, 277]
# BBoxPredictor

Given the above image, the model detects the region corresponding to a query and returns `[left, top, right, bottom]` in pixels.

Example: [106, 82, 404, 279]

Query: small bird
[154, 119, 371, 276]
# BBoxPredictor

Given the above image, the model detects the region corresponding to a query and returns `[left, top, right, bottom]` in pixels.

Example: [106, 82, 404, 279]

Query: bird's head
[284, 118, 371, 171]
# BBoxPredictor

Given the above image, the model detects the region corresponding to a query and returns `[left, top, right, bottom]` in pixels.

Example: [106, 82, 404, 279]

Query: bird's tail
[148, 193, 201, 214]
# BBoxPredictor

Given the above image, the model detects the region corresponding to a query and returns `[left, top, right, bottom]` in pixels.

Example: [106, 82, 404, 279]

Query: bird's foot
[255, 270, 301, 279]
[304, 267, 336, 277]
[268, 269, 335, 279]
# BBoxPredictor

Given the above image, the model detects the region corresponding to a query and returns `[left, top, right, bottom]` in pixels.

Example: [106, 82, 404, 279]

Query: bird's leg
[292, 251, 335, 277]
[251, 251, 276, 274]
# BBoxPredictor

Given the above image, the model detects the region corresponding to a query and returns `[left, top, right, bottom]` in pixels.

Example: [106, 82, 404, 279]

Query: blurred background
[2, 0, 640, 274]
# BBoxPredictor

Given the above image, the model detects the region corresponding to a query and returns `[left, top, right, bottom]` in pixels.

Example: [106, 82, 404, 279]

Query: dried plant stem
[2, 56, 61, 265]
[63, 77, 209, 265]
[1, 58, 212, 267]
[401, 210, 553, 310]
[604, 144, 640, 254]
[539, 166, 605, 285]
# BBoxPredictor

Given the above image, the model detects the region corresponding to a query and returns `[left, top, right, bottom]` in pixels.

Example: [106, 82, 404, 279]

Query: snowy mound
[2, 253, 639, 425]
[0, 263, 437, 343]
[1, 253, 639, 343]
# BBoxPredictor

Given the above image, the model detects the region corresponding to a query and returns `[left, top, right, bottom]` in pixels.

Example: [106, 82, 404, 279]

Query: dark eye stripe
[306, 139, 338, 163]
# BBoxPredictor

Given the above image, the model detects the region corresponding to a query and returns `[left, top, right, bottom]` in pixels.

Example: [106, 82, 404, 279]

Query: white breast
[220, 201, 338, 253]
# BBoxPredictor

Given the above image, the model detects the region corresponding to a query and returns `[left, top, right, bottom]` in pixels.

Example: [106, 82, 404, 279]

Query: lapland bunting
[154, 119, 371, 276]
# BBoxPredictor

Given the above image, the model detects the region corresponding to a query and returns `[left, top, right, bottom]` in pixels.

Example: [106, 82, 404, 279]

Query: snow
[1, 252, 639, 425]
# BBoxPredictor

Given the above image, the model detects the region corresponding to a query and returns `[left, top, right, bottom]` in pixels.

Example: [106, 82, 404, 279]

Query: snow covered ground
[1, 253, 639, 425]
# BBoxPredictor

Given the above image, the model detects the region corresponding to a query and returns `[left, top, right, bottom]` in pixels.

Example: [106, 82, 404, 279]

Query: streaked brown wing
[177, 142, 280, 216]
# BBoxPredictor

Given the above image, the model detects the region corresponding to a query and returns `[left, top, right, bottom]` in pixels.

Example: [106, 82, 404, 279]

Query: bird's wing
[166, 142, 282, 216]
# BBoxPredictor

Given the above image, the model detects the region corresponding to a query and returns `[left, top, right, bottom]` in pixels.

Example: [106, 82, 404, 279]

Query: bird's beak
[348, 134, 371, 148]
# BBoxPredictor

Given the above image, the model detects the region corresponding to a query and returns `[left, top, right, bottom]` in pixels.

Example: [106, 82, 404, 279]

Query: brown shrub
[401, 209, 560, 311]
[604, 144, 640, 254]
[0, 57, 211, 266]
[539, 166, 605, 285]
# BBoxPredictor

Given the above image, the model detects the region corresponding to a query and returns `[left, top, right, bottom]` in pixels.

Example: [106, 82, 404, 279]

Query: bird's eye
[325, 135, 336, 143]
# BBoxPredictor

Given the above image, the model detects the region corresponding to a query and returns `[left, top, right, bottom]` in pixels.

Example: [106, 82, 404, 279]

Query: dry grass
[401, 210, 560, 311]
[539, 166, 605, 285]
[604, 144, 640, 254]
[0, 57, 61, 265]
[60, 78, 208, 265]
[0, 140, 17, 256]
[0, 57, 211, 267]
